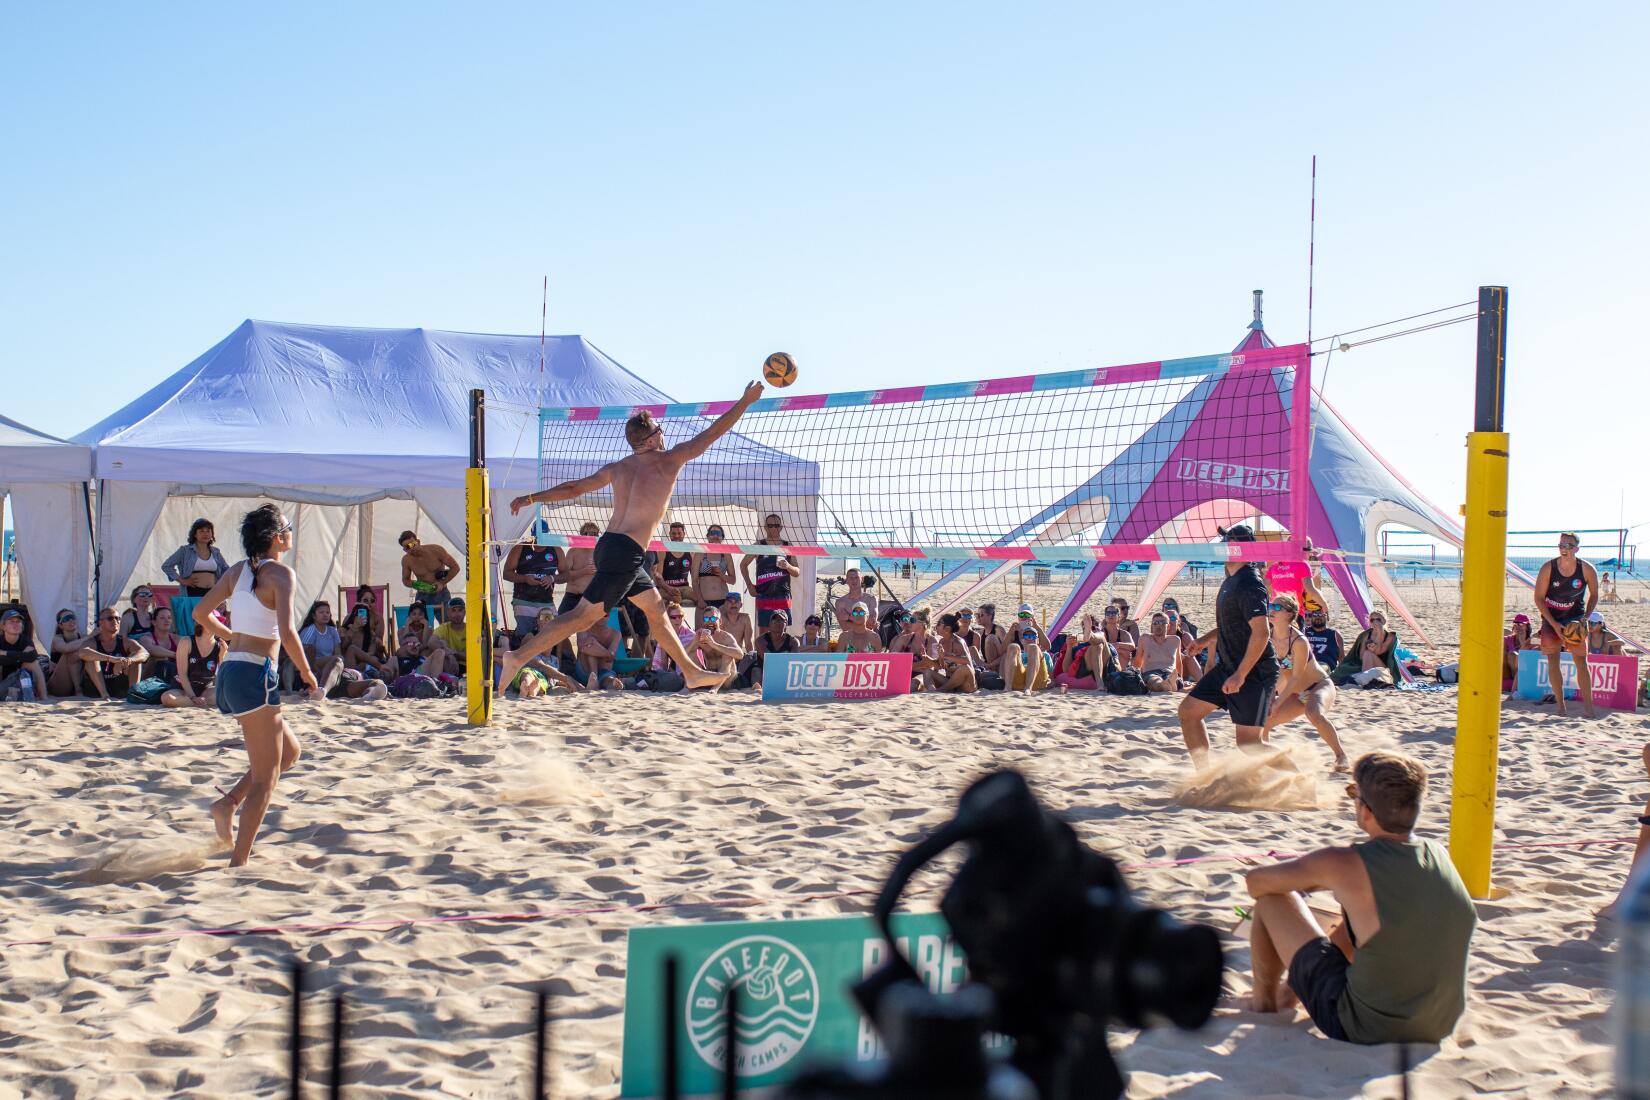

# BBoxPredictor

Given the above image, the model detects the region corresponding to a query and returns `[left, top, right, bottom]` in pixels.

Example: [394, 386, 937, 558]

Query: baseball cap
[0, 609, 21, 623]
[1512, 613, 1529, 624]
[725, 591, 743, 602]
[1218, 524, 1257, 543]
[1018, 602, 1034, 615]
[1588, 610, 1604, 623]
[769, 610, 790, 625]
[447, 597, 465, 609]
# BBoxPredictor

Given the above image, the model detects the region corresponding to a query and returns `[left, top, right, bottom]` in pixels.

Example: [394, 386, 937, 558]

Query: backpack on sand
[390, 672, 441, 699]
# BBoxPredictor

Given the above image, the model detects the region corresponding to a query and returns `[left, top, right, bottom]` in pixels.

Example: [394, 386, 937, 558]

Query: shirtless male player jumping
[502, 380, 766, 691]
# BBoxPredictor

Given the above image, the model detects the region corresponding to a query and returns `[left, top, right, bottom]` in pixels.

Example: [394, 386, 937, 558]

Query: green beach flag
[620, 912, 966, 1097]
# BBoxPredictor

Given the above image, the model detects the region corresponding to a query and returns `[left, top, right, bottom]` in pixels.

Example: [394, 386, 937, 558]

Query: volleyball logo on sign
[687, 935, 820, 1076]
[1175, 459, 1290, 491]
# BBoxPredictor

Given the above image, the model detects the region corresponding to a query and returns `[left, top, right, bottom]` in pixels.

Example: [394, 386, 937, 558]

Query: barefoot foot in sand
[685, 667, 735, 692]
[209, 795, 236, 848]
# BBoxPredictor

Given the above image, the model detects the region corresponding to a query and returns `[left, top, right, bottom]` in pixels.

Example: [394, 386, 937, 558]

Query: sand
[1, 581, 1646, 1098]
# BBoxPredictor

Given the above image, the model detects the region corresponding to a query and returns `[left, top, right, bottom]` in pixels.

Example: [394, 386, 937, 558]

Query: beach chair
[606, 608, 648, 676]
[341, 584, 391, 650]
[169, 595, 203, 637]
[148, 583, 182, 608]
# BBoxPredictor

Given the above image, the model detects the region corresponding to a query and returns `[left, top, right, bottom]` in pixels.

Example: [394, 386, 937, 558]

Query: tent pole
[1450, 286, 1509, 900]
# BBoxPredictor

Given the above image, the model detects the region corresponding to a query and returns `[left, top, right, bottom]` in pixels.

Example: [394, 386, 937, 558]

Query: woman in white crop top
[191, 504, 319, 867]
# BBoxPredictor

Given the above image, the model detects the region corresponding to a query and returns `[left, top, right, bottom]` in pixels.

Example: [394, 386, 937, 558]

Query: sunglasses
[898, 615, 913, 623]
[765, 522, 783, 529]
[703, 615, 720, 623]
[1104, 608, 1118, 616]
[1017, 612, 1032, 619]
[958, 611, 973, 618]
[708, 530, 724, 537]
[277, 520, 293, 535]
[1151, 618, 1168, 626]
[1267, 602, 1287, 612]
[850, 609, 868, 617]
[1559, 541, 1579, 550]
[58, 613, 77, 623]
[136, 590, 153, 598]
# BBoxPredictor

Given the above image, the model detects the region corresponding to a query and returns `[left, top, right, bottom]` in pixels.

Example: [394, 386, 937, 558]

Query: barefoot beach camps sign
[1514, 650, 1639, 712]
[761, 652, 913, 702]
[620, 912, 964, 1096]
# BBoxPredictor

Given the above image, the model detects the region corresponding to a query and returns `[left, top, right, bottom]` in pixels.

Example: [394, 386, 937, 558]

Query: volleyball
[763, 352, 798, 388]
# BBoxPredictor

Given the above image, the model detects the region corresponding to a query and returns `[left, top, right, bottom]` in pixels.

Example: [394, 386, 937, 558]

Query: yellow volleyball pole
[465, 388, 493, 726]
[1449, 287, 1509, 898]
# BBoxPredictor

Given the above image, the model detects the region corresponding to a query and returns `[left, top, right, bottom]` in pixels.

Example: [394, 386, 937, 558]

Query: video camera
[783, 770, 1224, 1100]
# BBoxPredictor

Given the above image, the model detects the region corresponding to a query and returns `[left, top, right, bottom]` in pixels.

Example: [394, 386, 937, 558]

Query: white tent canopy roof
[74, 319, 809, 490]
[0, 413, 92, 483]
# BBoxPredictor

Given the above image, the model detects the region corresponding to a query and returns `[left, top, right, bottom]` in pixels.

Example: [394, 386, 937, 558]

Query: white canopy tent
[73, 320, 820, 621]
[0, 413, 94, 640]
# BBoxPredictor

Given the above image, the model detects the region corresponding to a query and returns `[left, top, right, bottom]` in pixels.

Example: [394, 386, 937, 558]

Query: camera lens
[1112, 908, 1224, 1031]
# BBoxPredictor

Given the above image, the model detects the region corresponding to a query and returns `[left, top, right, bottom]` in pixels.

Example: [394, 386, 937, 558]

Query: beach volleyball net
[534, 343, 1311, 563]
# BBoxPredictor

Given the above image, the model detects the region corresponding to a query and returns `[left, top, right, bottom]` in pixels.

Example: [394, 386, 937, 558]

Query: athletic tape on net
[5, 835, 1632, 950]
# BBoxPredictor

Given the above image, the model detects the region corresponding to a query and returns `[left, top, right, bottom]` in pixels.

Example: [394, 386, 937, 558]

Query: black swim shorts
[1288, 937, 1350, 1041]
[556, 590, 585, 616]
[583, 533, 654, 612]
[1188, 662, 1276, 728]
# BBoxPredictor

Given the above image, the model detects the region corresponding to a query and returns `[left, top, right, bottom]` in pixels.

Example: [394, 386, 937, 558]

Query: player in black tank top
[1534, 533, 1598, 717]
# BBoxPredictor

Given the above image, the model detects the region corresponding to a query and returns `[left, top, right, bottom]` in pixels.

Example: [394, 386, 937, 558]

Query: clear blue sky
[5, 3, 1646, 544]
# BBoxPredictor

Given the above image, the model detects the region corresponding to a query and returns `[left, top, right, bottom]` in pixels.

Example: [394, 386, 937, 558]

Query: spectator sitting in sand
[80, 607, 150, 700]
[341, 604, 395, 680]
[162, 625, 226, 708]
[47, 608, 92, 697]
[1602, 571, 1620, 603]
[1054, 614, 1114, 692]
[432, 597, 469, 676]
[721, 590, 755, 654]
[0, 608, 46, 701]
[692, 607, 745, 680]
[120, 585, 157, 641]
[395, 628, 448, 680]
[798, 614, 829, 652]
[1587, 611, 1625, 656]
[890, 611, 940, 689]
[1330, 611, 1402, 688]
[574, 614, 625, 690]
[919, 613, 977, 693]
[1003, 605, 1050, 696]
[1502, 613, 1536, 691]
[1099, 604, 1137, 666]
[398, 530, 460, 604]
[143, 606, 180, 682]
[754, 609, 798, 682]
[836, 604, 883, 653]
[1245, 750, 1476, 1044]
[1134, 610, 1185, 692]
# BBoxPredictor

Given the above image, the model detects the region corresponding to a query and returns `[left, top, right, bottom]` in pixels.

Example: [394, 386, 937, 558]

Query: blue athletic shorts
[216, 657, 279, 716]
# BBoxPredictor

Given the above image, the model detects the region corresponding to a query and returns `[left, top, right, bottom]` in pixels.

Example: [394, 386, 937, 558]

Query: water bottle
[19, 676, 35, 701]
[1617, 851, 1650, 1096]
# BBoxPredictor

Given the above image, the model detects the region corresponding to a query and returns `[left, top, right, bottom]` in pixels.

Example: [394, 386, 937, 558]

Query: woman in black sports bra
[657, 521, 694, 605]
[162, 629, 226, 708]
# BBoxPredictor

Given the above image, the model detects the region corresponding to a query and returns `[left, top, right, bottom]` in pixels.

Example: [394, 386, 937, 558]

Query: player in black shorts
[1178, 524, 1280, 766]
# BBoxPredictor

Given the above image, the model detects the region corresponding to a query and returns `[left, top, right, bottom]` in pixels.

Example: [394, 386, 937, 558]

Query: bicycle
[818, 575, 847, 643]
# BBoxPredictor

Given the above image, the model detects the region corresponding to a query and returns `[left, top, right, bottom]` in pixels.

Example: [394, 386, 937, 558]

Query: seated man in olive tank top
[1244, 750, 1477, 1044]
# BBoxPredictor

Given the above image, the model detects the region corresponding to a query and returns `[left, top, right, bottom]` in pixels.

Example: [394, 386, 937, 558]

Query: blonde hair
[1270, 593, 1299, 618]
